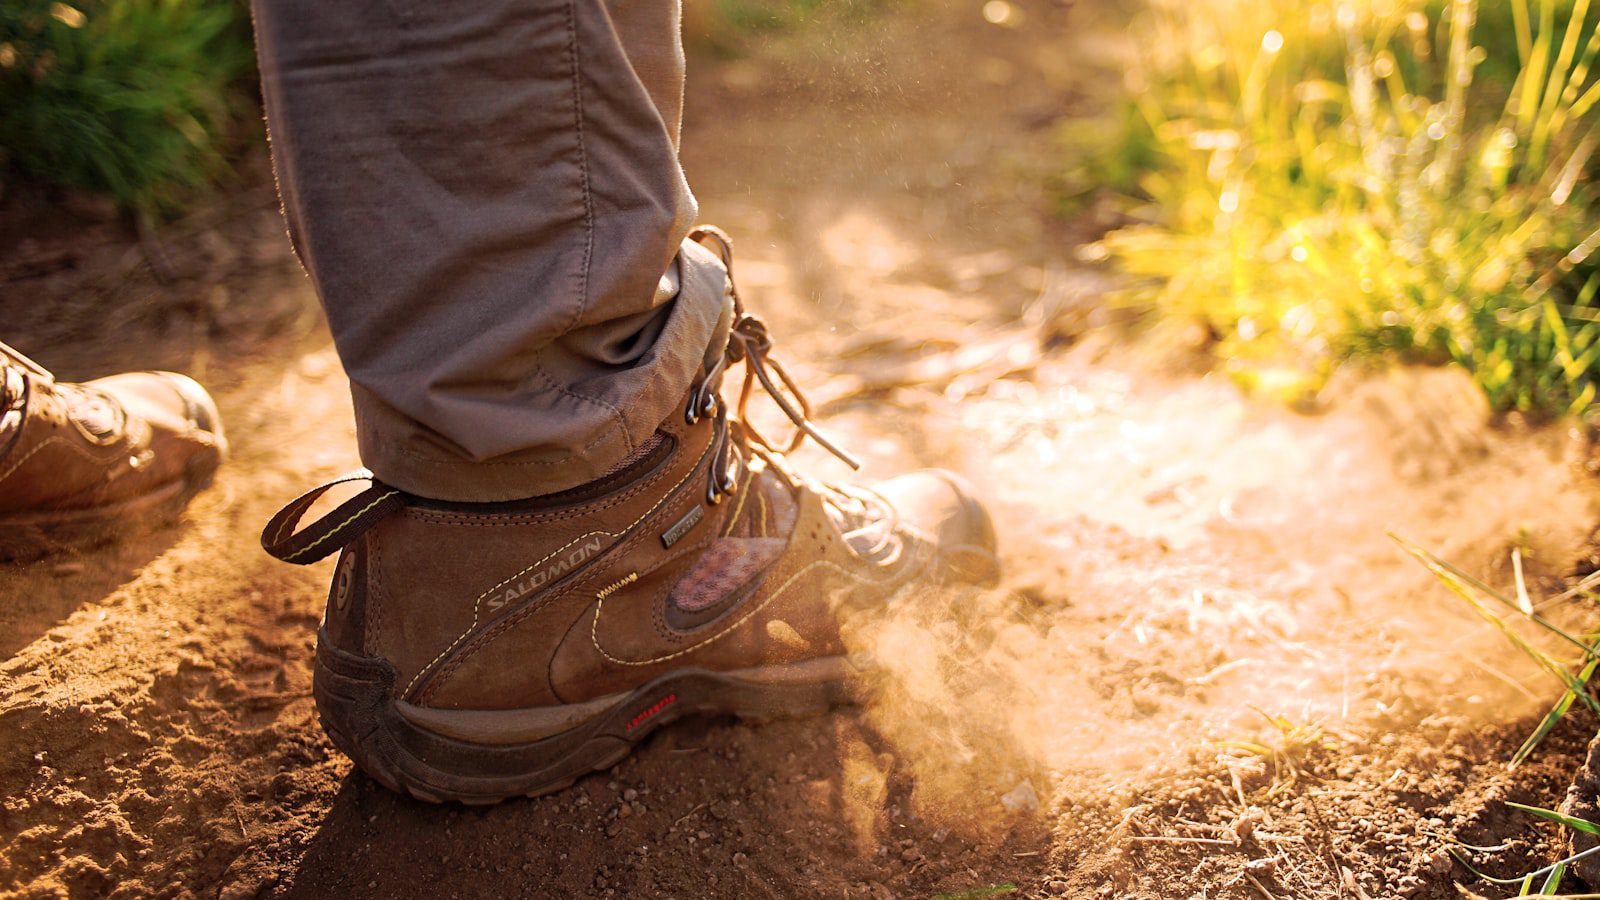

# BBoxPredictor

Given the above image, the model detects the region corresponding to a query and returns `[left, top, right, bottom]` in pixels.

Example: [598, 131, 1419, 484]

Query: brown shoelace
[685, 226, 860, 507]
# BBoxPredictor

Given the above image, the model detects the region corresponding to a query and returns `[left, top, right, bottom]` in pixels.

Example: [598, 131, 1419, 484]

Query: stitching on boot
[596, 573, 638, 599]
[402, 435, 715, 698]
[649, 579, 675, 641]
[0, 435, 123, 485]
[717, 467, 756, 537]
[418, 436, 725, 702]
[282, 491, 398, 563]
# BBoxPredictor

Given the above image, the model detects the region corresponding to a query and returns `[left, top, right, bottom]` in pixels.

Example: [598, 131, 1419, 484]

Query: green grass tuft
[1094, 0, 1600, 419]
[1395, 532, 1600, 766]
[0, 0, 256, 215]
[1398, 536, 1600, 892]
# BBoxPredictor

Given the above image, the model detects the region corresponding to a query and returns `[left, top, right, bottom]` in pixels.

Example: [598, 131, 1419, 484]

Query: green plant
[1400, 535, 1600, 893]
[0, 0, 256, 215]
[1096, 0, 1600, 419]
[1213, 706, 1332, 792]
[1436, 801, 1600, 894]
[1395, 533, 1599, 766]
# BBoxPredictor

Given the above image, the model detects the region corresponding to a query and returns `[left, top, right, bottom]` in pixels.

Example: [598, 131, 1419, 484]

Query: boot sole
[313, 629, 864, 804]
[0, 446, 224, 562]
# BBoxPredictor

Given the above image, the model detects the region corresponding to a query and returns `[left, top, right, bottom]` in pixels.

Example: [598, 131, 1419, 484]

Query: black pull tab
[261, 469, 405, 564]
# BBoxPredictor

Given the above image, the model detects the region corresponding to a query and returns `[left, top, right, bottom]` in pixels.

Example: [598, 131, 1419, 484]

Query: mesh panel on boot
[669, 536, 786, 611]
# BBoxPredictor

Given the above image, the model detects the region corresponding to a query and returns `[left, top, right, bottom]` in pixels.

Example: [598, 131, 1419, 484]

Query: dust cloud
[828, 358, 1600, 831]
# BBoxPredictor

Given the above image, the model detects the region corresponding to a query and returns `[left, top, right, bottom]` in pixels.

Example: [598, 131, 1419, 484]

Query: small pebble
[1000, 779, 1040, 813]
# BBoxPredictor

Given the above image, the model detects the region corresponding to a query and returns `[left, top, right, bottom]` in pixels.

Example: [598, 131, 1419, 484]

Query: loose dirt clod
[1000, 780, 1040, 814]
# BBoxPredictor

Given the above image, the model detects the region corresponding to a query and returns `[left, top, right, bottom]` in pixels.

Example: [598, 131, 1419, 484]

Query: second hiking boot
[0, 341, 227, 561]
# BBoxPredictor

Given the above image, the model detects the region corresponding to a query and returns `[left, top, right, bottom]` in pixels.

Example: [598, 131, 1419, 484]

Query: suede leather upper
[322, 383, 969, 711]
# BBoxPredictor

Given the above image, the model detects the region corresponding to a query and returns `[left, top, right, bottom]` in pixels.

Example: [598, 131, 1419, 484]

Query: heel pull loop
[261, 469, 405, 564]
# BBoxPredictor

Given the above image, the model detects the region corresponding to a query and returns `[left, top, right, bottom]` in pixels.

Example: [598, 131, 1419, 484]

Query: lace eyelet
[684, 402, 700, 426]
[719, 472, 737, 495]
[706, 483, 724, 505]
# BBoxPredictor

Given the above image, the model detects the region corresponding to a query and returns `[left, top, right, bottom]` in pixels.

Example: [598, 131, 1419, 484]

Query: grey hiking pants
[251, 0, 730, 501]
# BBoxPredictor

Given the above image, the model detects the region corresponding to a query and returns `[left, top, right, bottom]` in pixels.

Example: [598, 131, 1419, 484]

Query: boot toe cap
[156, 371, 227, 453]
[871, 469, 999, 586]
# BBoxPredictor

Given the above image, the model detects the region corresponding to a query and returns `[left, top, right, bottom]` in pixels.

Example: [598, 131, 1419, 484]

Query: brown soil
[5, 2, 1600, 898]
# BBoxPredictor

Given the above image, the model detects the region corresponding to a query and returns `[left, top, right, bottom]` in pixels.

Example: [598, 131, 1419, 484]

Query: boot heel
[311, 630, 412, 796]
[312, 629, 641, 804]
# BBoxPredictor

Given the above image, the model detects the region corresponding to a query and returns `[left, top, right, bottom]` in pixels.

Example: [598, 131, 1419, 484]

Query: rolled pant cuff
[355, 413, 640, 503]
[351, 239, 734, 504]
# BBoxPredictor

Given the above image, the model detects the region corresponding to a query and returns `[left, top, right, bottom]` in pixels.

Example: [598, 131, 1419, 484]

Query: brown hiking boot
[0, 341, 227, 561]
[263, 228, 999, 804]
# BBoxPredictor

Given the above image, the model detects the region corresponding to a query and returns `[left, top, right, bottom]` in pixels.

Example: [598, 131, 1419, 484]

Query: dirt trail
[4, 2, 1600, 898]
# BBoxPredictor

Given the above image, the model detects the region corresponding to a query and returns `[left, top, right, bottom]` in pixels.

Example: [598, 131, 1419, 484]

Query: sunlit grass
[1096, 0, 1600, 418]
[1399, 534, 1600, 893]
[1395, 533, 1600, 766]
[0, 0, 255, 215]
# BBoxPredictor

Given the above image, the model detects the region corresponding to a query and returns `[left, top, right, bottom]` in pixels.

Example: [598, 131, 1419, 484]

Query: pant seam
[557, 0, 630, 456]
[564, 0, 595, 339]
